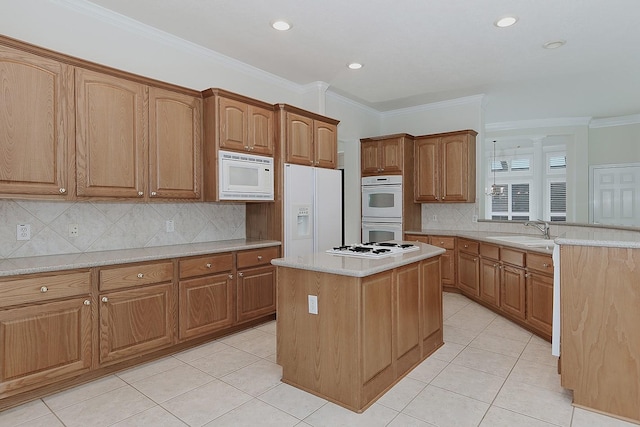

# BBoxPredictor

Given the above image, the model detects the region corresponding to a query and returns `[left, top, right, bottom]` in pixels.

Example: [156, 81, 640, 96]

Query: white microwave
[218, 150, 274, 201]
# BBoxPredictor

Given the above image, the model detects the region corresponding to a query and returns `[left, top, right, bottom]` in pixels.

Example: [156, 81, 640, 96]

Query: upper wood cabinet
[0, 44, 74, 198]
[149, 87, 202, 199]
[414, 130, 477, 203]
[75, 68, 147, 199]
[277, 104, 339, 169]
[76, 69, 202, 200]
[360, 136, 405, 176]
[202, 88, 274, 156]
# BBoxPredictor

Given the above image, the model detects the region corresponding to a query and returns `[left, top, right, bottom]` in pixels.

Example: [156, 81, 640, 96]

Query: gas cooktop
[325, 242, 419, 259]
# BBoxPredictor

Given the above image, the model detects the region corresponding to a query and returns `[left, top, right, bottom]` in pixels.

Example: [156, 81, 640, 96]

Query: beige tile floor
[1, 293, 636, 427]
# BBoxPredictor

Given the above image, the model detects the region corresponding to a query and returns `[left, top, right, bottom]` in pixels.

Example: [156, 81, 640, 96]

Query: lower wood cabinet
[236, 247, 279, 323]
[457, 250, 479, 297]
[500, 264, 526, 320]
[420, 257, 443, 356]
[405, 234, 456, 291]
[525, 252, 554, 336]
[0, 271, 92, 398]
[99, 283, 174, 366]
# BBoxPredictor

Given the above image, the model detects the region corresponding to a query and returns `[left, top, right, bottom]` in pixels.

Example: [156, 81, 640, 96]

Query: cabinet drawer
[501, 248, 525, 267]
[99, 261, 173, 292]
[179, 253, 233, 279]
[480, 243, 500, 260]
[237, 246, 279, 269]
[527, 252, 553, 274]
[405, 234, 429, 244]
[0, 271, 91, 308]
[429, 236, 455, 250]
[458, 238, 479, 255]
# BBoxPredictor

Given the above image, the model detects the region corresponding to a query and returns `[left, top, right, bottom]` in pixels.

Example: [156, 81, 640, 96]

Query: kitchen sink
[486, 235, 555, 248]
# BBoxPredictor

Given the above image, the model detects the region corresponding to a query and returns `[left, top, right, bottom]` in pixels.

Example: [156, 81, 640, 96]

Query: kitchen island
[272, 242, 445, 412]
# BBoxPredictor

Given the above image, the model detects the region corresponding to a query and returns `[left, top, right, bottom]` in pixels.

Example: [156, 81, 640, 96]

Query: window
[485, 141, 567, 222]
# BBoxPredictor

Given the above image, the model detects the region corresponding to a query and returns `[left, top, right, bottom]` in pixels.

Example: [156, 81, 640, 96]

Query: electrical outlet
[431, 214, 438, 221]
[165, 220, 175, 233]
[308, 295, 318, 315]
[69, 224, 79, 237]
[17, 224, 31, 240]
[472, 215, 478, 223]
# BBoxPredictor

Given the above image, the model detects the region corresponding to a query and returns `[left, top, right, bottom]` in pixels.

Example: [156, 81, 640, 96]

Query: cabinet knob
[151, 191, 157, 196]
[542, 263, 549, 268]
[525, 273, 531, 278]
[138, 191, 144, 197]
[83, 299, 91, 306]
[228, 274, 233, 279]
[493, 263, 498, 268]
[245, 146, 249, 150]
[473, 258, 478, 262]
[40, 286, 48, 293]
[435, 196, 440, 200]
[206, 263, 212, 268]
[59, 188, 66, 194]
[238, 272, 244, 277]
[257, 255, 263, 260]
[440, 241, 444, 245]
[101, 296, 108, 303]
[137, 273, 144, 278]
[464, 244, 469, 248]
[442, 196, 445, 200]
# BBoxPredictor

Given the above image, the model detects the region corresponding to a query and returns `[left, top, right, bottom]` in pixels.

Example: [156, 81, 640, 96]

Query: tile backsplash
[0, 200, 246, 259]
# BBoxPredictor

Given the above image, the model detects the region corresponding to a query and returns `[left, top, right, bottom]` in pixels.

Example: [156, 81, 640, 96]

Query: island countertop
[271, 241, 445, 277]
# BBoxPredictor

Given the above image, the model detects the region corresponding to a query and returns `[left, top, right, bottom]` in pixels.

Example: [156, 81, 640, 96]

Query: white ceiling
[87, 0, 640, 121]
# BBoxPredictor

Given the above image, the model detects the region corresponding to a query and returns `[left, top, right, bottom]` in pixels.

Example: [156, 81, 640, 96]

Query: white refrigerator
[284, 163, 343, 257]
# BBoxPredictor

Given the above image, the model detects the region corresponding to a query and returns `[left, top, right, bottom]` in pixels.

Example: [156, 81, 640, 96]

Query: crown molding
[325, 90, 382, 116]
[52, 0, 301, 93]
[381, 94, 485, 118]
[485, 117, 592, 132]
[589, 114, 640, 128]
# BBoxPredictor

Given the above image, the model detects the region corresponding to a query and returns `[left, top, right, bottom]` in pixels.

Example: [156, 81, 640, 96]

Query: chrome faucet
[524, 219, 551, 239]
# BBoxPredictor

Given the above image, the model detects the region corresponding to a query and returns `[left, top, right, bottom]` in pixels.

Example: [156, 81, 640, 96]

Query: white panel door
[592, 164, 640, 226]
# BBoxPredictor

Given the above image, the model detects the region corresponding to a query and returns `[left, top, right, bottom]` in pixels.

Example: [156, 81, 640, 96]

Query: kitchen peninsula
[273, 242, 445, 412]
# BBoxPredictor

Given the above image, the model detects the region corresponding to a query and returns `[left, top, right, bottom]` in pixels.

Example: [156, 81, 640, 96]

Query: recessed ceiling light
[494, 16, 518, 28]
[543, 40, 566, 49]
[271, 20, 291, 31]
[348, 62, 363, 70]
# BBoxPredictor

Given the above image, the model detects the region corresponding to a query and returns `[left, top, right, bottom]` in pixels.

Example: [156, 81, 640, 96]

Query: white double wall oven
[361, 175, 403, 242]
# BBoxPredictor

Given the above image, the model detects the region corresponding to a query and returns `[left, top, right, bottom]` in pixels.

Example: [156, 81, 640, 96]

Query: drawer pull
[493, 263, 498, 268]
[59, 188, 66, 194]
[151, 191, 157, 196]
[542, 263, 549, 268]
[440, 241, 444, 245]
[84, 300, 91, 306]
[464, 244, 469, 248]
[257, 255, 263, 261]
[206, 263, 212, 268]
[138, 191, 144, 197]
[40, 286, 48, 293]
[101, 296, 108, 303]
[137, 273, 144, 279]
[228, 274, 233, 279]
[238, 272, 244, 277]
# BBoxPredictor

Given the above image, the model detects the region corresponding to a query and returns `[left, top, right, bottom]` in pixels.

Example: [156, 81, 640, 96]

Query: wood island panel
[276, 255, 443, 413]
[560, 245, 640, 423]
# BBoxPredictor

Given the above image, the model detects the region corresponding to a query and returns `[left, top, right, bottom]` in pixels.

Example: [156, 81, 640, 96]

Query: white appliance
[361, 175, 403, 241]
[218, 150, 274, 201]
[361, 221, 403, 243]
[361, 175, 403, 220]
[326, 242, 419, 259]
[284, 163, 343, 257]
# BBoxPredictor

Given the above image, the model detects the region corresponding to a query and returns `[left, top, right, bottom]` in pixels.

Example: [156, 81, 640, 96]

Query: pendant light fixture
[487, 140, 504, 197]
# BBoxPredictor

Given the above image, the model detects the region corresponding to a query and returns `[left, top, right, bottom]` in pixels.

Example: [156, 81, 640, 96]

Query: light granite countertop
[0, 239, 281, 277]
[406, 228, 640, 251]
[271, 242, 445, 278]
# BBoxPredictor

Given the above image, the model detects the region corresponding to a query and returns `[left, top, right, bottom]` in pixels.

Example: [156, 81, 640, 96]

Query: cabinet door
[420, 257, 443, 356]
[285, 112, 314, 165]
[361, 271, 393, 384]
[149, 87, 202, 199]
[414, 137, 439, 202]
[218, 97, 247, 152]
[0, 297, 92, 397]
[0, 45, 73, 197]
[99, 283, 173, 365]
[395, 264, 420, 371]
[501, 265, 526, 320]
[526, 272, 553, 336]
[440, 134, 471, 202]
[457, 251, 479, 297]
[428, 236, 456, 286]
[314, 120, 337, 168]
[361, 140, 381, 176]
[248, 105, 274, 155]
[237, 265, 276, 323]
[479, 258, 500, 307]
[76, 69, 146, 198]
[179, 273, 233, 340]
[380, 138, 403, 174]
